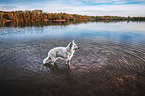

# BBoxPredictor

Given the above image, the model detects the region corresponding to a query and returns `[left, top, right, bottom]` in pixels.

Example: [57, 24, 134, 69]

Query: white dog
[43, 40, 79, 66]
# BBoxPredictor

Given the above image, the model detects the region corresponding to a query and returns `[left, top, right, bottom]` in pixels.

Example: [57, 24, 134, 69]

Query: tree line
[96, 16, 145, 21]
[0, 10, 95, 22]
[0, 10, 145, 22]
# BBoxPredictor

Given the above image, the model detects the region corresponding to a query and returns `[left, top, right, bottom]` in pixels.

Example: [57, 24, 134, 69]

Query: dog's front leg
[66, 58, 71, 66]
[65, 59, 70, 65]
[65, 59, 69, 64]
[65, 59, 70, 70]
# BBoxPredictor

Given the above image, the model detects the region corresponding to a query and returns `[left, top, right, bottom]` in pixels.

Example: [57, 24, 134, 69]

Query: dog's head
[70, 40, 79, 50]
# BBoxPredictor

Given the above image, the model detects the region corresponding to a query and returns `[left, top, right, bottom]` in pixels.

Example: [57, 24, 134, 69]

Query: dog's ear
[70, 42, 73, 49]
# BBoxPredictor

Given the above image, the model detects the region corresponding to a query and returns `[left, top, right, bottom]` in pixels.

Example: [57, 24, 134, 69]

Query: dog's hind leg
[43, 56, 51, 64]
[51, 57, 57, 66]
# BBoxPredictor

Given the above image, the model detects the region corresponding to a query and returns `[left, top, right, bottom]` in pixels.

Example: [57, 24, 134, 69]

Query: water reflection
[1, 21, 145, 44]
[0, 20, 144, 28]
[42, 63, 71, 74]
[0, 21, 145, 96]
[0, 21, 89, 27]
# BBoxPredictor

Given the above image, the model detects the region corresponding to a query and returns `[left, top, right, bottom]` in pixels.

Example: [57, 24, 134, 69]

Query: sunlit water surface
[0, 21, 145, 96]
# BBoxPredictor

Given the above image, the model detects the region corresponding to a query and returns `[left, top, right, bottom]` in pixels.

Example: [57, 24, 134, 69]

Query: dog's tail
[43, 56, 50, 64]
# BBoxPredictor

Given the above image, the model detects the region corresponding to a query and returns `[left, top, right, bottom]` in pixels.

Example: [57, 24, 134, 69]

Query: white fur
[43, 40, 78, 65]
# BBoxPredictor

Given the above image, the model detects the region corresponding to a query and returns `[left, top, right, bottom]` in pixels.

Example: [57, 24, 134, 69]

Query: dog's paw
[51, 63, 55, 66]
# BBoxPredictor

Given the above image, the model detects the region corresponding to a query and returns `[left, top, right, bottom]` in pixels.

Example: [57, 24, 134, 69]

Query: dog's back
[48, 47, 68, 58]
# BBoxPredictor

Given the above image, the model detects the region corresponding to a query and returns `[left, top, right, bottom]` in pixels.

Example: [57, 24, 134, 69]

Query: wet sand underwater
[0, 38, 145, 96]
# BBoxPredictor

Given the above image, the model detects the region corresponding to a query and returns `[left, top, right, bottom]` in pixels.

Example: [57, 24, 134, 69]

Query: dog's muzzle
[74, 47, 79, 50]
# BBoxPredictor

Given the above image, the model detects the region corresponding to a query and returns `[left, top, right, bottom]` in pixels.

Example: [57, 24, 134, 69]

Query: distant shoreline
[0, 10, 145, 22]
[0, 19, 68, 22]
[51, 19, 67, 21]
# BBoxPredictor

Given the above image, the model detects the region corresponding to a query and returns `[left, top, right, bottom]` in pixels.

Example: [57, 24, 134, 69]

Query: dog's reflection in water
[41, 63, 71, 74]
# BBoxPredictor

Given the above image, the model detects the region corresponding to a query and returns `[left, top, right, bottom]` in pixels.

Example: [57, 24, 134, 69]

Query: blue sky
[0, 0, 145, 16]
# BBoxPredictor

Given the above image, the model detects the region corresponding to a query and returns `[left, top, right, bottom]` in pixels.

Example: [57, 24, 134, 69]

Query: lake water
[0, 21, 145, 96]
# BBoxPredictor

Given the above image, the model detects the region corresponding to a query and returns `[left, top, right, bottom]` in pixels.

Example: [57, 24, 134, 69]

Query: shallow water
[0, 21, 145, 96]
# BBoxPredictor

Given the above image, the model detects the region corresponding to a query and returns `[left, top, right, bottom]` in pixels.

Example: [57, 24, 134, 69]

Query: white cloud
[0, 0, 145, 16]
[0, 5, 18, 10]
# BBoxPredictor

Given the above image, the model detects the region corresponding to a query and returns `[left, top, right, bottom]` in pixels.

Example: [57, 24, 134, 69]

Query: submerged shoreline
[0, 39, 145, 96]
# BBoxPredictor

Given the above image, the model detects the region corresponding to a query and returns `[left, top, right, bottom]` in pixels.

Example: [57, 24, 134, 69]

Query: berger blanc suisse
[43, 40, 79, 66]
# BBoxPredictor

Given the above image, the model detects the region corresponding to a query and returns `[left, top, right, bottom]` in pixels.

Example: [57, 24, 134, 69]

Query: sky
[0, 0, 145, 16]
